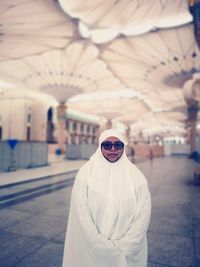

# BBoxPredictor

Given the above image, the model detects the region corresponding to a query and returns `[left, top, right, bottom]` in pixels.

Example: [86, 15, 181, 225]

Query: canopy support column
[55, 103, 68, 154]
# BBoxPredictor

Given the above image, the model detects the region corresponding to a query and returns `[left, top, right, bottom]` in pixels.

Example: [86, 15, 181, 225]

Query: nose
[110, 145, 116, 151]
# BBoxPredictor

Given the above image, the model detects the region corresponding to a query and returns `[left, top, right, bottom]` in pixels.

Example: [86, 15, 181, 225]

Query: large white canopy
[59, 0, 192, 43]
[0, 41, 123, 102]
[0, 0, 198, 138]
[68, 90, 150, 120]
[0, 0, 77, 61]
[100, 24, 199, 93]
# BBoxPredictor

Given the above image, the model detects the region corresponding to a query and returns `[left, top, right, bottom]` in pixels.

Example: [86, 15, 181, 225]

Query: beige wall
[0, 97, 33, 140]
[31, 102, 49, 141]
[0, 96, 50, 142]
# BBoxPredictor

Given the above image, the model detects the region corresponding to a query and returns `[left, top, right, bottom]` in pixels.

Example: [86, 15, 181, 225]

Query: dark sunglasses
[101, 141, 124, 150]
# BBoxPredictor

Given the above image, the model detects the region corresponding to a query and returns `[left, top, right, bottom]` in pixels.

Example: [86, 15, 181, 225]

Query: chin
[103, 154, 122, 163]
[107, 157, 119, 163]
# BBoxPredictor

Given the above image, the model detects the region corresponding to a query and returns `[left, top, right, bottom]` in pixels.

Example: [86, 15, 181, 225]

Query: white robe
[62, 129, 151, 267]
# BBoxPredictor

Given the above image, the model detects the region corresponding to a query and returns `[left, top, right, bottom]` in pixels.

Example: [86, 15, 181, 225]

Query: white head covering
[98, 128, 127, 145]
[88, 129, 136, 200]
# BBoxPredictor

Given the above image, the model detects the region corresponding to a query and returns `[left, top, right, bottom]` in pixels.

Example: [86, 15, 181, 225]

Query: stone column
[106, 119, 112, 129]
[55, 103, 68, 154]
[126, 125, 131, 145]
[138, 131, 144, 144]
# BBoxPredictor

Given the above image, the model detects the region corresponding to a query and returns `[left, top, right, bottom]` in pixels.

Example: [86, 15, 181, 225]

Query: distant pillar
[187, 100, 199, 153]
[126, 126, 131, 145]
[106, 119, 112, 129]
[95, 125, 100, 143]
[138, 131, 144, 144]
[55, 103, 68, 153]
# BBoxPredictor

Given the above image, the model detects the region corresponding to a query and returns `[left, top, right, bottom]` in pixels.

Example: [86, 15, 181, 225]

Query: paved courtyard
[0, 156, 199, 267]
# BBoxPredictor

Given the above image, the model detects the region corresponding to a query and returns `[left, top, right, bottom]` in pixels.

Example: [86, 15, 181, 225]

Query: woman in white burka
[62, 129, 151, 267]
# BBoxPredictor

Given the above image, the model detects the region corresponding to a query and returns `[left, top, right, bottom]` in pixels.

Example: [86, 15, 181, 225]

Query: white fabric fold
[62, 129, 151, 267]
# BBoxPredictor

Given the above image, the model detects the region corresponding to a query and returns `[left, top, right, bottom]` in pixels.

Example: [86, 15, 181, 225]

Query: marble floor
[0, 156, 199, 267]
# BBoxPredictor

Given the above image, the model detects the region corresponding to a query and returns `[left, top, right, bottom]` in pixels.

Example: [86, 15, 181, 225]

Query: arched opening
[47, 107, 55, 143]
[26, 126, 31, 141]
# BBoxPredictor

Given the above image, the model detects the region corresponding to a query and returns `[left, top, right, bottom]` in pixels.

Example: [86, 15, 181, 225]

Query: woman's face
[101, 136, 124, 163]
